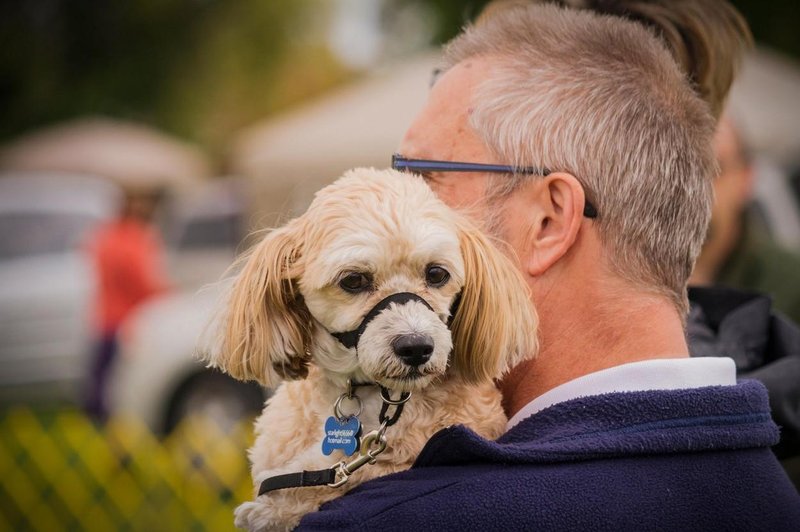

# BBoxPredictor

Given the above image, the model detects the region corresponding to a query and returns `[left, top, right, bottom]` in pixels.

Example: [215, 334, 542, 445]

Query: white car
[111, 281, 267, 433]
[0, 173, 265, 433]
[0, 173, 119, 403]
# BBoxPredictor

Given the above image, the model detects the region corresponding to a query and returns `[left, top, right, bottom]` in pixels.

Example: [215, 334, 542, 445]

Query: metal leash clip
[328, 421, 388, 487]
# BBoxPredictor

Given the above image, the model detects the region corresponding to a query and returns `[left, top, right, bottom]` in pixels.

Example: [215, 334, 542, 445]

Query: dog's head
[210, 168, 537, 391]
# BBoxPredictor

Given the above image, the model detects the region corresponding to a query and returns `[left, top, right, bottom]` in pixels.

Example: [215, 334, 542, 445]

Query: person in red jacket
[84, 187, 168, 421]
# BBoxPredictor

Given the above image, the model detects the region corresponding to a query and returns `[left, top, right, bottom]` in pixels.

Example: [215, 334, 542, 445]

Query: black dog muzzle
[331, 292, 434, 349]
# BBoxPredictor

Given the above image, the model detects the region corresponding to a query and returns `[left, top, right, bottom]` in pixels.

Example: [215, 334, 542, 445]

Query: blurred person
[690, 115, 800, 323]
[299, 1, 800, 529]
[84, 188, 168, 421]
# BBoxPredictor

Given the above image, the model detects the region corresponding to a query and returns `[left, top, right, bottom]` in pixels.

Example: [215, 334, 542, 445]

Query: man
[300, 1, 800, 529]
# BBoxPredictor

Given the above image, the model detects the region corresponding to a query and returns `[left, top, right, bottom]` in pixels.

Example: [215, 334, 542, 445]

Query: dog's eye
[338, 272, 373, 293]
[425, 265, 450, 287]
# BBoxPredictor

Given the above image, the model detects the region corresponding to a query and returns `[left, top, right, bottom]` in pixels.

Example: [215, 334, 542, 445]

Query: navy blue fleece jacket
[298, 380, 800, 531]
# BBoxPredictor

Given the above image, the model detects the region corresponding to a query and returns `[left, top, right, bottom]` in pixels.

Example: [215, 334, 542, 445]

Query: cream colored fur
[209, 168, 537, 531]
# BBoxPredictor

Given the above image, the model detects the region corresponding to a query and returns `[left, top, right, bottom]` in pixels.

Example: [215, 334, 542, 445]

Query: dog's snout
[392, 334, 434, 367]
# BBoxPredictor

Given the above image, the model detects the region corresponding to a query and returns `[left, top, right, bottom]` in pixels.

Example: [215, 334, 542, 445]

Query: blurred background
[1, 1, 799, 530]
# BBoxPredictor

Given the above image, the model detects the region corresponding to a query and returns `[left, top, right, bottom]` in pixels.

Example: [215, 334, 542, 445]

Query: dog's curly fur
[208, 169, 538, 531]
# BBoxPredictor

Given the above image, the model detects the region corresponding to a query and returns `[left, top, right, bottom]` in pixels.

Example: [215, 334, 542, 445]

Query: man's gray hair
[442, 3, 732, 314]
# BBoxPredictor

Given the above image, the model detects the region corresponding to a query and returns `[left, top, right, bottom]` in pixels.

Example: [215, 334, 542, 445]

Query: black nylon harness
[330, 292, 434, 349]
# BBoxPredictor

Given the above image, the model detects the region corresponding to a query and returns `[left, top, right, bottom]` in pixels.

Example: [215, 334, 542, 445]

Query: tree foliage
[2, 0, 795, 156]
[390, 0, 800, 58]
[0, 0, 348, 155]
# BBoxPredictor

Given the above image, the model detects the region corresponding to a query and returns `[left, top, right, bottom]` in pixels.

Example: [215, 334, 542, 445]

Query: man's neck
[500, 284, 689, 419]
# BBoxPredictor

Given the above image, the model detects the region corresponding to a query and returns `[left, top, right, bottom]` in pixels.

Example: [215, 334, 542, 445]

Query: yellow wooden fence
[0, 408, 255, 531]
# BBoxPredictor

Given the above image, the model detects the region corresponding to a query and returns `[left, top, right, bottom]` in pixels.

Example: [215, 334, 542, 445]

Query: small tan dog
[209, 168, 537, 531]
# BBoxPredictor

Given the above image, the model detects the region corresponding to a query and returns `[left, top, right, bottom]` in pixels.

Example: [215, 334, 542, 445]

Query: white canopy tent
[229, 53, 439, 224]
[728, 47, 800, 168]
[0, 117, 211, 190]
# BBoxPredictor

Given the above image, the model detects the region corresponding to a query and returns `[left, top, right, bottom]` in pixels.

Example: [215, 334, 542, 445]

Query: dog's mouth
[376, 367, 443, 391]
[385, 367, 428, 380]
[349, 305, 453, 392]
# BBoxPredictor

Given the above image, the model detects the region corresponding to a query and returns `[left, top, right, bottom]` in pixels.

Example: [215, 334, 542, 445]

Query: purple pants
[84, 333, 118, 421]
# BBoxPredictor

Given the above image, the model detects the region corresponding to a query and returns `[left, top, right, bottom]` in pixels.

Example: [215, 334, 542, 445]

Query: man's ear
[521, 172, 587, 276]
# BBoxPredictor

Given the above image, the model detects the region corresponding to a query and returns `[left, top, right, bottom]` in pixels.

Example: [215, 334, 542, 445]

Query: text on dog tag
[321, 416, 361, 456]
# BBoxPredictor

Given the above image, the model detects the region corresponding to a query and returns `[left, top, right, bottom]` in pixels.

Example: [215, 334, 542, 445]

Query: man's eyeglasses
[391, 154, 597, 218]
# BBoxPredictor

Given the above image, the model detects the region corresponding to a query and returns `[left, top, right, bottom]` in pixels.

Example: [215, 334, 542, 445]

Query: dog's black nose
[392, 334, 434, 367]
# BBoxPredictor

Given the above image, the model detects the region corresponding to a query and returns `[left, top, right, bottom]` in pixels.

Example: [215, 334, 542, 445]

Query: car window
[0, 212, 100, 260]
[175, 213, 242, 250]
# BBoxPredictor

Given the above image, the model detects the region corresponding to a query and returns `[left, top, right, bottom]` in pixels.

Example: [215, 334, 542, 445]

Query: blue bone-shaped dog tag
[321, 416, 361, 456]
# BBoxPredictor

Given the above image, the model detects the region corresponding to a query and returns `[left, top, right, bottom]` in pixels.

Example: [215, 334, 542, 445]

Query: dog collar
[330, 292, 433, 349]
[257, 386, 411, 495]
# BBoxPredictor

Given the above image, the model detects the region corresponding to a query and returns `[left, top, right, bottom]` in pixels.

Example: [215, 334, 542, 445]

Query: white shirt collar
[506, 357, 737, 431]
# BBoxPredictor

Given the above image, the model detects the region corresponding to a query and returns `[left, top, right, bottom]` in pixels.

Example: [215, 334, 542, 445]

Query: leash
[258, 386, 411, 495]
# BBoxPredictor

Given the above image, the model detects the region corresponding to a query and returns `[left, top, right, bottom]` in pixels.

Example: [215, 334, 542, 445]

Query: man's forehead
[402, 59, 490, 152]
[426, 58, 503, 124]
[432, 58, 494, 90]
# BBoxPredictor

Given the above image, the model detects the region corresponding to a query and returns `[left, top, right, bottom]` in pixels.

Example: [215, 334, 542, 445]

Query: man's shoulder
[722, 224, 800, 320]
[746, 234, 800, 287]
[298, 383, 800, 531]
[300, 447, 800, 531]
[298, 460, 576, 531]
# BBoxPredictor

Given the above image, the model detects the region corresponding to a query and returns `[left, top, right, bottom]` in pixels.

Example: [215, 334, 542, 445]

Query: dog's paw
[234, 501, 260, 531]
[234, 501, 283, 532]
[234, 499, 303, 532]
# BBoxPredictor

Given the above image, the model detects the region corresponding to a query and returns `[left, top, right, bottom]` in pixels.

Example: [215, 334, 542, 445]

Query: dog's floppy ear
[450, 220, 538, 383]
[212, 218, 312, 388]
